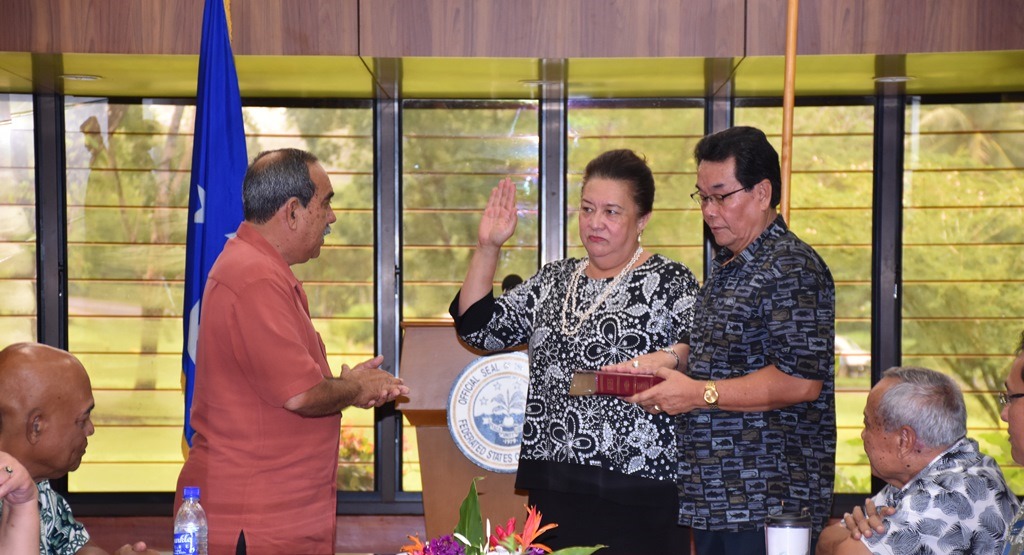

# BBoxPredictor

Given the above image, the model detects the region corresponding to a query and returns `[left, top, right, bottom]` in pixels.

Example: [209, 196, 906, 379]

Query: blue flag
[182, 0, 247, 446]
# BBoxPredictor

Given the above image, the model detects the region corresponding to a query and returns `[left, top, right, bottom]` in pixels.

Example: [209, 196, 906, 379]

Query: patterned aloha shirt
[679, 215, 836, 534]
[0, 479, 91, 555]
[452, 254, 699, 493]
[1003, 503, 1024, 555]
[864, 437, 1018, 555]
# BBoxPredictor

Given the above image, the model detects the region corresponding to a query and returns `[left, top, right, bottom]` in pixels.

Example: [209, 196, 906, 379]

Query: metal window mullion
[871, 86, 905, 377]
[32, 53, 70, 497]
[372, 58, 402, 506]
[33, 91, 68, 350]
[870, 82, 905, 493]
[701, 58, 735, 280]
[538, 59, 568, 264]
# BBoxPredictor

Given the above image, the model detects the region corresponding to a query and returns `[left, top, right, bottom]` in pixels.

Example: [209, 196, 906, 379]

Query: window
[64, 97, 192, 492]
[63, 98, 377, 492]
[259, 104, 377, 491]
[36, 89, 1021, 507]
[0, 94, 35, 343]
[401, 100, 540, 490]
[902, 97, 1024, 489]
[737, 102, 875, 493]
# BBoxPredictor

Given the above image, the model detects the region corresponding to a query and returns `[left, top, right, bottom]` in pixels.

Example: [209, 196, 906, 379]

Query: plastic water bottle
[174, 486, 208, 555]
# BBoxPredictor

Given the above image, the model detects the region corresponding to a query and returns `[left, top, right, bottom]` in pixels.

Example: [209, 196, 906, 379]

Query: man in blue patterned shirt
[818, 366, 1018, 554]
[0, 343, 158, 555]
[628, 126, 836, 555]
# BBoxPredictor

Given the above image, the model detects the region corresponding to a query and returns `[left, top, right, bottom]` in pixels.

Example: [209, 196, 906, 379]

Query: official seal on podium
[446, 351, 529, 473]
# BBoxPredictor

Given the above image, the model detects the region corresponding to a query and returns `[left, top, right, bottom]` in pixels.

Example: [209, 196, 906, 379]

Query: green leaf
[549, 546, 606, 555]
[454, 478, 486, 554]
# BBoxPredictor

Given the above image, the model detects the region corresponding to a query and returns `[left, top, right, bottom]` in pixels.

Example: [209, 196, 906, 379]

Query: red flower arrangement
[400, 479, 603, 555]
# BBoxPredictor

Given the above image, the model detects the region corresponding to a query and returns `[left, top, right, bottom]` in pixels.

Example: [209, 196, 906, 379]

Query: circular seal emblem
[447, 351, 529, 473]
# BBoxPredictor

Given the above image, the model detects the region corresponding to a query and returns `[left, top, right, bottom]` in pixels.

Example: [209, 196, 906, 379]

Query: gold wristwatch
[703, 380, 719, 409]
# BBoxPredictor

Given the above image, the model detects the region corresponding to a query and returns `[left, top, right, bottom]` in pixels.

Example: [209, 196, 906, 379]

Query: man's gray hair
[242, 148, 319, 224]
[877, 366, 966, 448]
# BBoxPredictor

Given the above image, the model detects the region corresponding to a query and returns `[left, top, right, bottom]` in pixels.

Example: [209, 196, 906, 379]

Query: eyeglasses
[690, 187, 748, 207]
[998, 391, 1024, 408]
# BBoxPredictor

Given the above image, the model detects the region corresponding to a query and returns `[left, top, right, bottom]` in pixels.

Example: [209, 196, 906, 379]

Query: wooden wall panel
[0, 0, 57, 52]
[747, 0, 1024, 56]
[0, 0, 203, 55]
[232, 0, 359, 56]
[359, 0, 745, 58]
[3, 0, 1019, 58]
[50, 0, 203, 55]
[0, 0, 358, 56]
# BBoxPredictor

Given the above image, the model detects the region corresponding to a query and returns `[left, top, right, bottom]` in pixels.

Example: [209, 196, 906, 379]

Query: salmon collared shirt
[177, 221, 339, 555]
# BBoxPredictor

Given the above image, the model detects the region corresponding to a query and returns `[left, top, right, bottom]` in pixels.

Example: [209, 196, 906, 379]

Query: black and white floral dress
[451, 254, 698, 550]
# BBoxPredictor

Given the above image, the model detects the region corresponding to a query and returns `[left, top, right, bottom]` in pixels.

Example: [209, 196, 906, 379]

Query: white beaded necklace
[559, 246, 644, 336]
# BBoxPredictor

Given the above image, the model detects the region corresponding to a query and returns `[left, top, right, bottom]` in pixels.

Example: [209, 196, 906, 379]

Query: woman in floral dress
[450, 149, 699, 554]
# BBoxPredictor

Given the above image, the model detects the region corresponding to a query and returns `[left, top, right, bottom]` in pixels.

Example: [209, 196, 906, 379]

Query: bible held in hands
[568, 370, 665, 396]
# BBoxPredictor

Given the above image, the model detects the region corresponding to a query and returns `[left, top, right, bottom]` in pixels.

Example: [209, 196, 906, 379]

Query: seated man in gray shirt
[818, 366, 1018, 555]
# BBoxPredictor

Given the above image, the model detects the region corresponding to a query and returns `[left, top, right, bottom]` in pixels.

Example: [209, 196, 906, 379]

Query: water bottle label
[173, 532, 197, 555]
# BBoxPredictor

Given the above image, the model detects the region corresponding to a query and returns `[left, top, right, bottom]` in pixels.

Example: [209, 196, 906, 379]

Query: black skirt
[518, 460, 689, 555]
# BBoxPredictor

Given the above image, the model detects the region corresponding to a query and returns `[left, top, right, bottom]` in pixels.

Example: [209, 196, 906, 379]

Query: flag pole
[224, 0, 232, 41]
[780, 0, 799, 224]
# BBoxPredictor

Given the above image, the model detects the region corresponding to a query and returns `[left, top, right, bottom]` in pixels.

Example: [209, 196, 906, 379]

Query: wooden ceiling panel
[233, 0, 359, 56]
[747, 0, 1024, 56]
[359, 0, 744, 58]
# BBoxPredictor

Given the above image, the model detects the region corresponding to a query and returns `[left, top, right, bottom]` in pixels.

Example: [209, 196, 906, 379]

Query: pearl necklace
[560, 246, 644, 336]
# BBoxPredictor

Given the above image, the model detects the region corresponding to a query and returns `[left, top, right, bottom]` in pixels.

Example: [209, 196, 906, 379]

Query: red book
[568, 371, 664, 396]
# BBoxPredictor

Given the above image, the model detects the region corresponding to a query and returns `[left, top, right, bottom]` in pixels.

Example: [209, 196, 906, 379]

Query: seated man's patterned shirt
[0, 479, 91, 555]
[1003, 504, 1024, 555]
[863, 437, 1018, 555]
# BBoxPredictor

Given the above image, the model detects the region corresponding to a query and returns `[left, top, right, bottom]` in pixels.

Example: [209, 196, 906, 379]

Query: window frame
[26, 91, 1024, 518]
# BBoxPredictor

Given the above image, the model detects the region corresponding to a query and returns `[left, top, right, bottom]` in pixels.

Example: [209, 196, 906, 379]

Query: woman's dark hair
[693, 126, 781, 208]
[582, 149, 655, 216]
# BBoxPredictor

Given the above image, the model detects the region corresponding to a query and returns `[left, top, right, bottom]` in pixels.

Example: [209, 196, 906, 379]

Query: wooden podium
[398, 322, 528, 539]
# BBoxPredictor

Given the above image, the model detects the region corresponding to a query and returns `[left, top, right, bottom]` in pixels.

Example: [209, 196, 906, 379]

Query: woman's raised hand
[478, 178, 518, 249]
[458, 178, 519, 315]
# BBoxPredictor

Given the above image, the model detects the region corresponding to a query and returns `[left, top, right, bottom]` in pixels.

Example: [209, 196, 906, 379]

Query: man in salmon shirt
[176, 148, 408, 554]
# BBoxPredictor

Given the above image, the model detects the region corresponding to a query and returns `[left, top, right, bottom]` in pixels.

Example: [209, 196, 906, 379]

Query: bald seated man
[0, 342, 159, 555]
